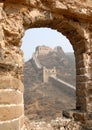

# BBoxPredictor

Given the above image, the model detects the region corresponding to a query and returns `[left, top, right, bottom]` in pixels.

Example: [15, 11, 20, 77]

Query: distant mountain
[24, 46, 76, 121]
[37, 46, 76, 85]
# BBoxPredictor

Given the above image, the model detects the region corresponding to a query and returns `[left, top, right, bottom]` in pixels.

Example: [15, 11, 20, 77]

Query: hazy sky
[21, 28, 73, 61]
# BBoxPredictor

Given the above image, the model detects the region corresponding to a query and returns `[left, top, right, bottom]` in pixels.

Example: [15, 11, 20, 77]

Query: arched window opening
[21, 28, 76, 122]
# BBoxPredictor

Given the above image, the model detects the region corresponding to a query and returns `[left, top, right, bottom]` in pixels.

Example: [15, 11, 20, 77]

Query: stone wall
[49, 77, 75, 97]
[36, 46, 52, 56]
[43, 66, 56, 82]
[0, 0, 92, 130]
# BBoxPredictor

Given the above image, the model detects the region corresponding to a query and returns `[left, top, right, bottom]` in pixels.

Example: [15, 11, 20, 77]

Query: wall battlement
[36, 46, 52, 56]
[43, 66, 56, 83]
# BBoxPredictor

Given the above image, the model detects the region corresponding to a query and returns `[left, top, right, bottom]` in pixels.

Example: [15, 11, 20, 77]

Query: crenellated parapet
[43, 66, 56, 83]
[35, 46, 52, 56]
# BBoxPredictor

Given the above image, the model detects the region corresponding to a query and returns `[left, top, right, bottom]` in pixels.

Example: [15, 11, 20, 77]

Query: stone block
[76, 60, 88, 68]
[87, 104, 92, 113]
[76, 47, 85, 55]
[0, 76, 24, 92]
[73, 112, 87, 123]
[63, 109, 74, 118]
[76, 67, 92, 76]
[76, 97, 87, 111]
[0, 106, 24, 121]
[76, 68, 86, 75]
[87, 113, 92, 120]
[86, 81, 92, 90]
[76, 82, 87, 89]
[78, 81, 92, 94]
[83, 120, 92, 130]
[88, 96, 92, 103]
[0, 119, 20, 130]
[0, 90, 23, 104]
[76, 88, 87, 96]
[76, 54, 83, 61]
[76, 75, 88, 82]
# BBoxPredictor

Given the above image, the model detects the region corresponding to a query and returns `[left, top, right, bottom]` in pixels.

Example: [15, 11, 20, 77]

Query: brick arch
[0, 1, 92, 130]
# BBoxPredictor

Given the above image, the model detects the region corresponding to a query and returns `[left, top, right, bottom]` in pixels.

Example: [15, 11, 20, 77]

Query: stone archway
[0, 0, 92, 130]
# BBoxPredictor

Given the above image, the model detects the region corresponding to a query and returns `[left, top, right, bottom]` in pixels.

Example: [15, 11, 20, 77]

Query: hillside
[24, 46, 76, 122]
[37, 46, 76, 85]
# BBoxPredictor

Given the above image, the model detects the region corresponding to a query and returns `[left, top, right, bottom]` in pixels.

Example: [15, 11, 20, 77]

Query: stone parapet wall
[32, 53, 42, 69]
[36, 46, 52, 56]
[43, 67, 56, 83]
[49, 77, 75, 97]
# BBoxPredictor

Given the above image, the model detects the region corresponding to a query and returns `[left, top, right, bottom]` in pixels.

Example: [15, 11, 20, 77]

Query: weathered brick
[87, 89, 92, 95]
[87, 114, 92, 120]
[76, 75, 89, 82]
[76, 60, 89, 68]
[75, 47, 85, 55]
[88, 96, 92, 103]
[86, 81, 92, 90]
[0, 76, 24, 92]
[76, 88, 87, 96]
[73, 112, 87, 123]
[0, 106, 24, 121]
[76, 68, 86, 75]
[76, 96, 88, 104]
[76, 82, 87, 89]
[87, 104, 92, 113]
[0, 90, 23, 104]
[0, 119, 20, 130]
[76, 54, 83, 61]
[77, 81, 92, 96]
[76, 97, 87, 111]
[76, 67, 92, 75]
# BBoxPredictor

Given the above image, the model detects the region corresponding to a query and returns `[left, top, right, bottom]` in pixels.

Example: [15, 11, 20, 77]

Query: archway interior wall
[0, 1, 92, 130]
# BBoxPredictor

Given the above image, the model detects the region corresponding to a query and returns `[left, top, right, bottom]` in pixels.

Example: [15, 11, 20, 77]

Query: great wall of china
[0, 0, 92, 129]
[32, 46, 75, 90]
